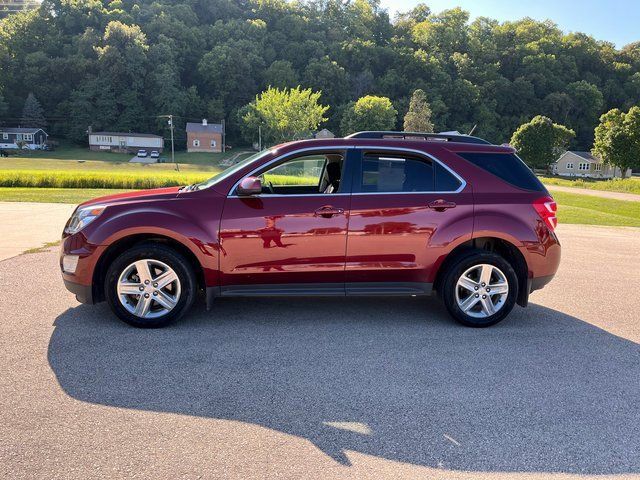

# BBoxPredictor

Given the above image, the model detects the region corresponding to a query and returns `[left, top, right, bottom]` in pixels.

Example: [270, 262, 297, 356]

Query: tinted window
[435, 163, 462, 191]
[458, 152, 546, 192]
[360, 154, 434, 193]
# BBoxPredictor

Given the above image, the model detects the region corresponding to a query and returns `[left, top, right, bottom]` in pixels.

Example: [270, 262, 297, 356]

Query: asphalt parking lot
[1, 224, 639, 480]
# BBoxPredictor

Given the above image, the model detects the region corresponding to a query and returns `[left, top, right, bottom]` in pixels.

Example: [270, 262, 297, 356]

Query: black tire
[441, 250, 518, 327]
[104, 242, 196, 328]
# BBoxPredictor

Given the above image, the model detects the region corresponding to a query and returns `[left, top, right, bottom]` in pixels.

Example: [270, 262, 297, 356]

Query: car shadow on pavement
[48, 297, 640, 475]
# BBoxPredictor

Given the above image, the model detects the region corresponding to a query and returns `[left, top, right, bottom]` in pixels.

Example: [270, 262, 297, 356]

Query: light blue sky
[380, 0, 640, 47]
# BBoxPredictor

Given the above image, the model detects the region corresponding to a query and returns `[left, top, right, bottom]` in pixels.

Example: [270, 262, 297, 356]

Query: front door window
[256, 153, 343, 195]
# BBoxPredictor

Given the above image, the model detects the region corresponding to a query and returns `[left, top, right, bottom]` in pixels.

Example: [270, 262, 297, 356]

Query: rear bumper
[63, 278, 94, 304]
[530, 274, 555, 293]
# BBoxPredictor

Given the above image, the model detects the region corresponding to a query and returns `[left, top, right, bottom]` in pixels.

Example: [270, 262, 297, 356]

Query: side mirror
[236, 176, 262, 196]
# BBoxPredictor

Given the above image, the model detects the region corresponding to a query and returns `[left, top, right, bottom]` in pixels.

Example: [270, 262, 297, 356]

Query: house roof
[186, 122, 223, 133]
[91, 131, 162, 139]
[571, 151, 598, 161]
[557, 151, 600, 163]
[0, 127, 47, 134]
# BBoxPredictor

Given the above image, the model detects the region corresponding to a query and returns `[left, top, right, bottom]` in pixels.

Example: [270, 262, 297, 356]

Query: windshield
[197, 149, 274, 190]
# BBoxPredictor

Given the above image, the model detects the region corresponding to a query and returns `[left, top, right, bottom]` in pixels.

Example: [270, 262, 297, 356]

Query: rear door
[345, 148, 473, 294]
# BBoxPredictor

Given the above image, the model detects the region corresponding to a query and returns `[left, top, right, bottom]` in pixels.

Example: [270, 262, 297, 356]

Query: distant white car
[150, 150, 160, 159]
[137, 149, 148, 157]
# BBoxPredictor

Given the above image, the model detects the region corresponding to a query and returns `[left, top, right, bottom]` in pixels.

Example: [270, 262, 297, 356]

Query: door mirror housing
[237, 176, 262, 196]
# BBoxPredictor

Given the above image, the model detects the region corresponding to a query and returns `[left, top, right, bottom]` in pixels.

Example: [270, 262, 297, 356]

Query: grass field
[1, 188, 638, 228]
[0, 188, 133, 203]
[554, 191, 640, 227]
[10, 144, 252, 166]
[541, 176, 640, 195]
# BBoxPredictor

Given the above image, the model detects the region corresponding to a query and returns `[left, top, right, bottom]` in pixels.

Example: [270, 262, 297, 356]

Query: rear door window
[457, 152, 547, 192]
[357, 153, 434, 193]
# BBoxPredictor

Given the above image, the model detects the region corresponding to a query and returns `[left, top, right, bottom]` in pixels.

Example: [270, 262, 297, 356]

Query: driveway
[1, 224, 639, 480]
[546, 184, 640, 202]
[0, 202, 75, 260]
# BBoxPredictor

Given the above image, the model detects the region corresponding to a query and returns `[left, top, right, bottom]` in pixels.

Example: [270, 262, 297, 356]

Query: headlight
[64, 205, 106, 235]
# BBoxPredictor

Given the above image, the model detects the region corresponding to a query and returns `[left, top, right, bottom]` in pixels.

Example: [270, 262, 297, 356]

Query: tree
[240, 86, 328, 145]
[404, 89, 434, 132]
[340, 95, 397, 135]
[510, 115, 575, 169]
[592, 107, 640, 179]
[263, 60, 298, 89]
[565, 80, 604, 147]
[21, 92, 46, 128]
[0, 88, 7, 119]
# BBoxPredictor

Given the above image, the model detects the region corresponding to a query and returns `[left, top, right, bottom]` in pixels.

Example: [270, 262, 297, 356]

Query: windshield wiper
[179, 183, 200, 192]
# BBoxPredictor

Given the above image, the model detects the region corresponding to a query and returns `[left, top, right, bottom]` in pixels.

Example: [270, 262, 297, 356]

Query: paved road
[0, 202, 75, 260]
[546, 184, 640, 202]
[1, 224, 639, 479]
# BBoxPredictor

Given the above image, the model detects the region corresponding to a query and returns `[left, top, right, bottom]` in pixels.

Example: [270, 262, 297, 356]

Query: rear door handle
[314, 205, 344, 218]
[428, 199, 457, 211]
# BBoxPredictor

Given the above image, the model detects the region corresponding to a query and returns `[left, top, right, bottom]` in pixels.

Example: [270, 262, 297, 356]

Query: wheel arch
[434, 236, 529, 307]
[91, 233, 206, 304]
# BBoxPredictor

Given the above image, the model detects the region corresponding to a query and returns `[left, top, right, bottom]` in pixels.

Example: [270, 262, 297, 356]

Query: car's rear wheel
[441, 250, 518, 327]
[104, 243, 196, 328]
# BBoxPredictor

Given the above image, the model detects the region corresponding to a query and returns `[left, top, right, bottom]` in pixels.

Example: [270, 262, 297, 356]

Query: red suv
[60, 132, 560, 328]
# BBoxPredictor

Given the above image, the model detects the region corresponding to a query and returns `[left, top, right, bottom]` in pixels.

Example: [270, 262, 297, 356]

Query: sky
[380, 0, 640, 47]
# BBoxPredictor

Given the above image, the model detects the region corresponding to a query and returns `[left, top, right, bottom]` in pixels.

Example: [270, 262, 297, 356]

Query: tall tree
[21, 92, 46, 128]
[340, 95, 397, 135]
[240, 87, 328, 146]
[592, 107, 640, 179]
[0, 87, 7, 119]
[403, 89, 434, 132]
[510, 115, 575, 169]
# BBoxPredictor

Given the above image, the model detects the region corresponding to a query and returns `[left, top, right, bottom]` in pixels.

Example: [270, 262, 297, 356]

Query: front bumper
[63, 278, 94, 304]
[60, 232, 106, 304]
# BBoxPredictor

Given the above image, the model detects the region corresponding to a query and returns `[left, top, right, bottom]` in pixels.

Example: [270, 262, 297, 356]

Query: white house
[89, 132, 163, 153]
[552, 151, 632, 179]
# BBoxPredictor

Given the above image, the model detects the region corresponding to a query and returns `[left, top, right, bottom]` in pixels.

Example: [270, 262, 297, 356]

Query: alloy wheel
[116, 259, 181, 319]
[455, 263, 509, 318]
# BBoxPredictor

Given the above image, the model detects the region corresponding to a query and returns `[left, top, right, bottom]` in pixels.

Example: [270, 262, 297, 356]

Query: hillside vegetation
[1, 1, 638, 149]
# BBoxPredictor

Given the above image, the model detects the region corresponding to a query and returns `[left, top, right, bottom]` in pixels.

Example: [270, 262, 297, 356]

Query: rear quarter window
[457, 152, 547, 192]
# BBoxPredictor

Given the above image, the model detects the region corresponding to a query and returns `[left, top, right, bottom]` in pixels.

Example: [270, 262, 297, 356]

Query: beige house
[186, 119, 223, 153]
[552, 151, 632, 179]
[88, 132, 163, 153]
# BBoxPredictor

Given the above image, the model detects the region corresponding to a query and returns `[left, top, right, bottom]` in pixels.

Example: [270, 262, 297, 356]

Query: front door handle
[314, 205, 344, 218]
[428, 199, 457, 211]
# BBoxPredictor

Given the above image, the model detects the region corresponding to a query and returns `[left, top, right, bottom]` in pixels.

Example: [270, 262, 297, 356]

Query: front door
[345, 148, 473, 294]
[218, 149, 354, 294]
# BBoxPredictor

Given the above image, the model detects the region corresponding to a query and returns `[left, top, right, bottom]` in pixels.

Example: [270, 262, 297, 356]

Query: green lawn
[541, 176, 640, 195]
[1, 187, 638, 228]
[11, 144, 253, 166]
[0, 187, 133, 203]
[554, 191, 640, 227]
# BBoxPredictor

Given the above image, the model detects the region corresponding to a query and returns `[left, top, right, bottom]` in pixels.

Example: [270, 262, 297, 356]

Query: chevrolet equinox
[61, 132, 560, 328]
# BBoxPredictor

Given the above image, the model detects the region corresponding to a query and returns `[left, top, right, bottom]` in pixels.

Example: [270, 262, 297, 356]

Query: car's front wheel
[104, 243, 196, 328]
[441, 251, 518, 327]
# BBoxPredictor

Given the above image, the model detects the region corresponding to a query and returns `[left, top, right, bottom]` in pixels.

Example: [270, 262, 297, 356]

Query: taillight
[533, 196, 558, 231]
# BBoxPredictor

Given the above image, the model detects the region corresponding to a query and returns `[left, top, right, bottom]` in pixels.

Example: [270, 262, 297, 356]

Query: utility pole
[222, 118, 226, 153]
[167, 115, 178, 172]
[258, 125, 262, 151]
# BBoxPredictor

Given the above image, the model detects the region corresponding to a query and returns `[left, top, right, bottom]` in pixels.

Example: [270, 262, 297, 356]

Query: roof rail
[345, 131, 492, 145]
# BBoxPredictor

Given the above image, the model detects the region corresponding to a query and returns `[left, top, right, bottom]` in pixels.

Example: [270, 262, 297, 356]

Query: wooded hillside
[0, 0, 638, 148]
